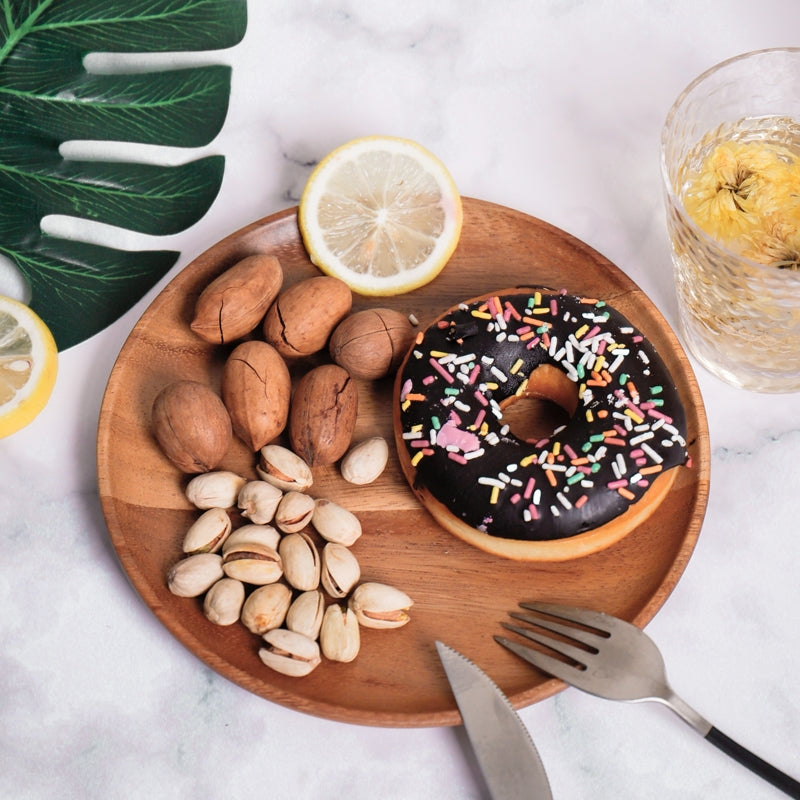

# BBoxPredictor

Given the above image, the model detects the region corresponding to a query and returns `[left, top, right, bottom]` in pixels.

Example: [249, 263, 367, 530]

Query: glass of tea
[661, 48, 800, 393]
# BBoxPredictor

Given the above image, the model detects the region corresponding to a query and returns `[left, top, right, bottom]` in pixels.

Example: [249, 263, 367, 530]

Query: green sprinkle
[589, 434, 605, 443]
[619, 372, 629, 386]
[567, 472, 585, 485]
[431, 416, 441, 429]
[444, 387, 459, 396]
[651, 385, 663, 394]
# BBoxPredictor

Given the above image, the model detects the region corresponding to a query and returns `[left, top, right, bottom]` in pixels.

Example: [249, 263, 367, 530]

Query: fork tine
[501, 621, 594, 666]
[519, 601, 617, 631]
[509, 610, 606, 650]
[494, 634, 584, 685]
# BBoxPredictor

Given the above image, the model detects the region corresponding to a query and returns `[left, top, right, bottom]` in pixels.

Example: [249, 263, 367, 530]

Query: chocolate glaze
[395, 290, 688, 541]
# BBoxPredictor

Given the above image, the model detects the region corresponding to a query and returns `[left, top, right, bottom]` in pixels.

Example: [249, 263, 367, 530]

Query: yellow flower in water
[683, 141, 790, 245]
[743, 219, 800, 270]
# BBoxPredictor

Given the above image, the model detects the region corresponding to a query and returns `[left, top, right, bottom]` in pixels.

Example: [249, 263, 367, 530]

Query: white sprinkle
[533, 489, 541, 504]
[408, 313, 419, 326]
[481, 355, 494, 365]
[454, 353, 476, 365]
[490, 366, 508, 382]
[463, 448, 485, 460]
[478, 477, 505, 488]
[454, 401, 471, 412]
[630, 431, 654, 445]
[541, 463, 567, 472]
[550, 505, 561, 518]
[580, 480, 594, 488]
[641, 442, 663, 463]
[557, 492, 572, 510]
[402, 431, 423, 439]
[506, 463, 519, 473]
[498, 472, 512, 483]
[437, 353, 455, 365]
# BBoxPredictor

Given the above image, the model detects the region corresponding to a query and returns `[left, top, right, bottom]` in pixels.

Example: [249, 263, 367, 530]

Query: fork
[496, 601, 800, 798]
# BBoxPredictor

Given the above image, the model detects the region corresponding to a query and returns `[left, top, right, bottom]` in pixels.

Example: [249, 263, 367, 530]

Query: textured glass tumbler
[661, 48, 800, 393]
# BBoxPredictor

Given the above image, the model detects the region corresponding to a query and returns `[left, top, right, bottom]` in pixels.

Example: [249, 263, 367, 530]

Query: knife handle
[705, 727, 800, 798]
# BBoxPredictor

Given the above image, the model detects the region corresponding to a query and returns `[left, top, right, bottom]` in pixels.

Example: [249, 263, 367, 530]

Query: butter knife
[436, 641, 553, 799]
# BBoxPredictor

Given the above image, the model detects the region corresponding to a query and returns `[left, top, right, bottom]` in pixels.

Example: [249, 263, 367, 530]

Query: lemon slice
[0, 295, 58, 438]
[299, 135, 463, 295]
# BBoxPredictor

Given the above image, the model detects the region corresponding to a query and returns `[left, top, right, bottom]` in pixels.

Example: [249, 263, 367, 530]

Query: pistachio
[279, 531, 321, 591]
[348, 582, 413, 629]
[275, 491, 315, 534]
[237, 480, 283, 525]
[340, 437, 389, 485]
[241, 582, 292, 635]
[222, 541, 282, 585]
[311, 498, 362, 546]
[320, 604, 360, 663]
[182, 507, 232, 555]
[203, 577, 245, 626]
[286, 590, 325, 640]
[256, 444, 313, 493]
[221, 523, 281, 555]
[167, 553, 224, 597]
[320, 542, 361, 599]
[185, 471, 247, 509]
[258, 628, 322, 677]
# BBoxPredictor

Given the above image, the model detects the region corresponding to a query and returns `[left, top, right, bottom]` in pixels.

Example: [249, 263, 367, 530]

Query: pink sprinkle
[429, 357, 454, 383]
[523, 477, 536, 499]
[473, 389, 489, 406]
[607, 479, 628, 489]
[585, 325, 601, 339]
[468, 364, 481, 384]
[422, 448, 434, 456]
[577, 465, 592, 474]
[422, 375, 436, 385]
[526, 336, 541, 349]
[528, 503, 540, 520]
[448, 452, 467, 464]
[448, 410, 462, 425]
[473, 409, 486, 429]
[564, 444, 578, 459]
[614, 424, 628, 437]
[633, 335, 643, 343]
[647, 409, 673, 424]
[516, 325, 532, 335]
[400, 379, 413, 400]
[597, 339, 607, 355]
[505, 301, 521, 321]
[510, 493, 521, 504]
[635, 457, 647, 466]
[487, 296, 501, 316]
[550, 299, 558, 315]
[629, 448, 644, 458]
[410, 439, 430, 448]
[436, 320, 450, 329]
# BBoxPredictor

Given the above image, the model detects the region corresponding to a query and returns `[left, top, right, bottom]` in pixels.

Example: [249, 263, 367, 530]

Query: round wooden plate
[97, 198, 710, 727]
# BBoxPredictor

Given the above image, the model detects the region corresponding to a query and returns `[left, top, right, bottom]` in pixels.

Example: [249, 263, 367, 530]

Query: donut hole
[500, 364, 579, 443]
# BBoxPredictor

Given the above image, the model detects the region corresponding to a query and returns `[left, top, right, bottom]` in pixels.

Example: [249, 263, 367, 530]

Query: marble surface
[2, 2, 800, 798]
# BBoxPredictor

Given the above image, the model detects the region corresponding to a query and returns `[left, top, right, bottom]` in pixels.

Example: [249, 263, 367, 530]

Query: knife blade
[436, 641, 553, 800]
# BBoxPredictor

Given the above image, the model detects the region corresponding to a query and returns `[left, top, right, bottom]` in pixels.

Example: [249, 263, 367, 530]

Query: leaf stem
[0, 0, 57, 67]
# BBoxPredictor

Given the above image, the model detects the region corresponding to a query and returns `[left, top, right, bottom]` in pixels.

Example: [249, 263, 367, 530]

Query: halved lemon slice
[299, 135, 463, 295]
[0, 295, 58, 438]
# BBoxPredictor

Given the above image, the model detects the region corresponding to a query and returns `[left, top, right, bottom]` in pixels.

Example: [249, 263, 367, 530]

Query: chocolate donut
[393, 288, 689, 560]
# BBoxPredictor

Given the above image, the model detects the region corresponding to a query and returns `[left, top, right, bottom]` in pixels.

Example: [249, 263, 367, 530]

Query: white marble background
[2, 1, 800, 798]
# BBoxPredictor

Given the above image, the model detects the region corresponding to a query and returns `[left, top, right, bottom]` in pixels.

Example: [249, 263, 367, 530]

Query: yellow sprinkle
[575, 323, 589, 339]
[486, 382, 499, 390]
[411, 424, 424, 431]
[401, 400, 410, 411]
[471, 310, 492, 319]
[532, 307, 550, 315]
[480, 422, 490, 436]
[515, 377, 529, 396]
[520, 454, 536, 467]
[586, 409, 594, 422]
[510, 358, 524, 375]
[552, 441, 561, 456]
[594, 354, 606, 371]
[430, 350, 449, 358]
[411, 451, 425, 467]
[623, 408, 644, 424]
[490, 485, 500, 504]
[534, 291, 542, 306]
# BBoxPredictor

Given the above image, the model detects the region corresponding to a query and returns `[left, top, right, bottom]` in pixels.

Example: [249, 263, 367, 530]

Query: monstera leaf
[0, 0, 248, 349]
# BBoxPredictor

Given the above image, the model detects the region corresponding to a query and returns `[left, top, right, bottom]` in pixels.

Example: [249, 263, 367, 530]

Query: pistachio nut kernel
[279, 531, 321, 591]
[274, 490, 315, 534]
[203, 577, 245, 626]
[182, 507, 232, 555]
[259, 628, 321, 677]
[221, 541, 283, 585]
[340, 437, 389, 485]
[320, 604, 360, 663]
[167, 553, 224, 597]
[348, 582, 413, 629]
[285, 590, 325, 640]
[256, 444, 313, 493]
[237, 480, 283, 525]
[221, 523, 281, 555]
[241, 583, 292, 635]
[320, 542, 361, 599]
[311, 498, 362, 547]
[185, 470, 247, 509]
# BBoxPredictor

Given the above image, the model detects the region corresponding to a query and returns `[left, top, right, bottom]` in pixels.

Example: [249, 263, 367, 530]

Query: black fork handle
[706, 727, 800, 798]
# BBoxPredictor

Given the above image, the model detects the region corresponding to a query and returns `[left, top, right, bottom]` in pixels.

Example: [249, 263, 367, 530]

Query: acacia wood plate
[96, 198, 710, 727]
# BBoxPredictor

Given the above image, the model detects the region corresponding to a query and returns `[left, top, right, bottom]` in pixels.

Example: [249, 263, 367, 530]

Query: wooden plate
[97, 198, 710, 727]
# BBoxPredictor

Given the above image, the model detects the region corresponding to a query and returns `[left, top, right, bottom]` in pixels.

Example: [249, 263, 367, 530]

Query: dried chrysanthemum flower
[743, 219, 800, 270]
[683, 141, 788, 244]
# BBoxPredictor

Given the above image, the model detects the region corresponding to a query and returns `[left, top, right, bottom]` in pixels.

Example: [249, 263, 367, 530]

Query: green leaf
[0, 0, 248, 350]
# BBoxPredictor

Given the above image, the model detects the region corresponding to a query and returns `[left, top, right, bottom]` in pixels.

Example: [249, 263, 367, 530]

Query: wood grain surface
[96, 198, 710, 727]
